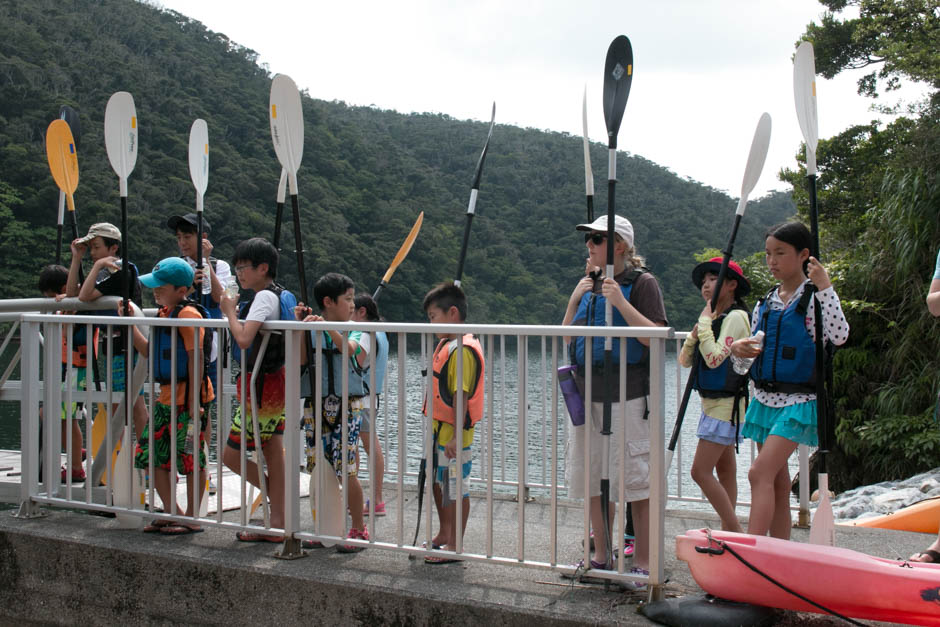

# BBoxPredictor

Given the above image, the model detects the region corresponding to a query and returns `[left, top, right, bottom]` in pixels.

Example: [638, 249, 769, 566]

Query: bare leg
[715, 444, 738, 514]
[61, 419, 84, 475]
[691, 439, 742, 532]
[182, 473, 205, 529]
[630, 498, 650, 570]
[261, 435, 285, 529]
[770, 464, 793, 539]
[348, 474, 365, 530]
[441, 496, 470, 551]
[153, 468, 176, 516]
[362, 433, 385, 504]
[747, 436, 798, 536]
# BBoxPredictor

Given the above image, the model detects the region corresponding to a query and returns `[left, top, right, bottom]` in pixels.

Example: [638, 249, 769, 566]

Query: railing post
[277, 327, 305, 559]
[647, 334, 667, 602]
[16, 320, 43, 518]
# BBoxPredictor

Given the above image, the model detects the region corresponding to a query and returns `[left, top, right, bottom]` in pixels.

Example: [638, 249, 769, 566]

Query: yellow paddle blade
[45, 119, 79, 212]
[382, 211, 424, 283]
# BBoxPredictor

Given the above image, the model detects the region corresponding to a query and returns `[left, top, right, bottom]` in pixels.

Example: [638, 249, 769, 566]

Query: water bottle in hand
[733, 330, 765, 375]
[448, 456, 458, 499]
[200, 266, 211, 295]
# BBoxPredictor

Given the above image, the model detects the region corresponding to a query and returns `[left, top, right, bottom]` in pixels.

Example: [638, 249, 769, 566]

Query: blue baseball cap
[139, 257, 194, 288]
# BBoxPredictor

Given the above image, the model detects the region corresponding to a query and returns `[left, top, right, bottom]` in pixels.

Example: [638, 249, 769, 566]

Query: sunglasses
[584, 233, 607, 245]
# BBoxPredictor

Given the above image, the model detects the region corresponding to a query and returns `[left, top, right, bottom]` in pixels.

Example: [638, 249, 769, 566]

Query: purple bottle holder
[557, 365, 585, 426]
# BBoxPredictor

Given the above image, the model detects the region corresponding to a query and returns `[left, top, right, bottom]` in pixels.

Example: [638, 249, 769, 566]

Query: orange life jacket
[60, 325, 99, 368]
[429, 334, 484, 428]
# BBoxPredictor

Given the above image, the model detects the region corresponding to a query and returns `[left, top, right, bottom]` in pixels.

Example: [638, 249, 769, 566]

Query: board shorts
[434, 446, 472, 505]
[226, 368, 286, 452]
[58, 365, 87, 421]
[741, 399, 818, 447]
[134, 402, 209, 474]
[109, 354, 143, 395]
[566, 396, 650, 502]
[302, 396, 364, 477]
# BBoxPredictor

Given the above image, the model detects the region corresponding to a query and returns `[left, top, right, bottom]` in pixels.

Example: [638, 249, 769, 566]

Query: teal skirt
[740, 399, 818, 447]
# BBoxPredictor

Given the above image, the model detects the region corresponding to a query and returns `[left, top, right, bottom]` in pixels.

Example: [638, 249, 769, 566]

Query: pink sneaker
[337, 527, 369, 553]
[362, 500, 386, 516]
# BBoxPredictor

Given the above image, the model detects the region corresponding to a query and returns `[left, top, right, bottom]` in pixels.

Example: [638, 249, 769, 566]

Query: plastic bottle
[200, 265, 211, 295]
[733, 330, 765, 375]
[448, 456, 458, 498]
[184, 422, 194, 455]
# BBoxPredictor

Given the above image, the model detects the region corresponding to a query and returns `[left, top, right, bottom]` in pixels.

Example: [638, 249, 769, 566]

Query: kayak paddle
[665, 112, 771, 471]
[55, 105, 81, 266]
[373, 211, 424, 301]
[582, 86, 594, 223]
[273, 168, 287, 250]
[188, 118, 210, 302]
[795, 41, 834, 547]
[45, 118, 80, 262]
[598, 34, 633, 570]
[453, 102, 496, 287]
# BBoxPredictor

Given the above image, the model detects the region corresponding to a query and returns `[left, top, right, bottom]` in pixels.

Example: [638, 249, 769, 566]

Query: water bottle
[448, 456, 458, 498]
[557, 365, 585, 426]
[733, 330, 765, 375]
[184, 421, 194, 455]
[200, 265, 211, 295]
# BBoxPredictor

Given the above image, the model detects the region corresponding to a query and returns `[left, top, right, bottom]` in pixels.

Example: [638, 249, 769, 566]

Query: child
[679, 257, 751, 532]
[65, 223, 148, 451]
[353, 292, 388, 516]
[166, 212, 231, 320]
[731, 222, 849, 539]
[296, 273, 371, 552]
[125, 257, 214, 533]
[38, 265, 94, 482]
[219, 237, 289, 541]
[422, 282, 485, 564]
[562, 215, 667, 586]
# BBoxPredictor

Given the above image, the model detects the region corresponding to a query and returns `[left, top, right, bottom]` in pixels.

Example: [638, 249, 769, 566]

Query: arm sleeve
[698, 309, 750, 369]
[630, 272, 668, 326]
[809, 286, 850, 346]
[245, 290, 279, 322]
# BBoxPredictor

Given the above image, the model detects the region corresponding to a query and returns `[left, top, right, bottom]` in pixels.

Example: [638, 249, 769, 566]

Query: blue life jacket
[152, 302, 215, 385]
[570, 268, 647, 372]
[692, 307, 750, 398]
[320, 331, 370, 398]
[750, 284, 817, 394]
[231, 283, 297, 374]
[373, 331, 389, 393]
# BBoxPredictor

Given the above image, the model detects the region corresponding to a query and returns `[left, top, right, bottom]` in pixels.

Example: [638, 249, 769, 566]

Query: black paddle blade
[602, 36, 633, 149]
[59, 105, 81, 150]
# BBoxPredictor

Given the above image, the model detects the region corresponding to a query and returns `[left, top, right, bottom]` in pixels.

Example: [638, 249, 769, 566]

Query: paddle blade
[45, 119, 79, 198]
[382, 211, 424, 283]
[104, 91, 138, 194]
[735, 112, 772, 216]
[809, 472, 835, 546]
[269, 74, 304, 192]
[793, 41, 819, 176]
[276, 168, 288, 204]
[602, 35, 633, 148]
[188, 119, 209, 204]
[59, 105, 81, 149]
[470, 102, 496, 191]
[582, 86, 594, 197]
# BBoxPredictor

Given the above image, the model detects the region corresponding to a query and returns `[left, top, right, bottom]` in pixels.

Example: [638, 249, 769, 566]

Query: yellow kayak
[843, 496, 940, 534]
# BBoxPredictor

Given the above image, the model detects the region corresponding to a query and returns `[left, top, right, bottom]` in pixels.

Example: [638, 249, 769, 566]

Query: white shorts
[565, 397, 650, 502]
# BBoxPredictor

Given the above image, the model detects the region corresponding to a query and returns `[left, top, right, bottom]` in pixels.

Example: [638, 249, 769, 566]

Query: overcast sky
[156, 0, 926, 199]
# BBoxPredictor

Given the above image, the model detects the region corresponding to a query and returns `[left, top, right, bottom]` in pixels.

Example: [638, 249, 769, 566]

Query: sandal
[143, 520, 173, 533]
[236, 531, 283, 543]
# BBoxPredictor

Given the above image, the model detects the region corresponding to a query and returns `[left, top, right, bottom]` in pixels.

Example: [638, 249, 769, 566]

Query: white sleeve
[245, 289, 280, 322]
[357, 330, 372, 357]
[214, 259, 231, 282]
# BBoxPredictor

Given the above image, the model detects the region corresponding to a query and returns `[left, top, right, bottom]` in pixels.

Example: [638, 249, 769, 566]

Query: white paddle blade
[104, 92, 138, 196]
[314, 448, 344, 547]
[809, 472, 835, 546]
[793, 41, 819, 176]
[582, 86, 594, 196]
[736, 112, 772, 216]
[188, 119, 209, 209]
[269, 74, 304, 190]
[276, 168, 287, 204]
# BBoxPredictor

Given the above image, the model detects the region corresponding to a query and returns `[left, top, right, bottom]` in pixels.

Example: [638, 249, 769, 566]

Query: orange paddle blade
[381, 211, 424, 283]
[45, 119, 79, 211]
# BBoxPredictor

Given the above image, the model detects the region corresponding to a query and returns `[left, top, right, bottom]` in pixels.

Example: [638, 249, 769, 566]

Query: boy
[297, 272, 371, 552]
[38, 265, 93, 482]
[422, 282, 485, 564]
[125, 257, 214, 533]
[219, 237, 288, 541]
[166, 212, 231, 320]
[65, 223, 148, 453]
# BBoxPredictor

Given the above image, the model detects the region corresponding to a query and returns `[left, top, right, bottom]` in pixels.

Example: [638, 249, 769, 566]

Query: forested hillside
[0, 0, 793, 330]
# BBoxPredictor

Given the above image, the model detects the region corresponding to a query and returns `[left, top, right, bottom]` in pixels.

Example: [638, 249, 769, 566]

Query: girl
[679, 257, 751, 532]
[353, 292, 388, 516]
[562, 214, 668, 585]
[731, 222, 849, 538]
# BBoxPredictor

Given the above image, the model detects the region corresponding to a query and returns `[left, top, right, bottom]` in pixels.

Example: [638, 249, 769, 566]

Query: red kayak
[676, 528, 940, 626]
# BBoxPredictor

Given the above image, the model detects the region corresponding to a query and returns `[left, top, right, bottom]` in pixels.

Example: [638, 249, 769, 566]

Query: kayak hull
[846, 497, 940, 534]
[676, 528, 940, 626]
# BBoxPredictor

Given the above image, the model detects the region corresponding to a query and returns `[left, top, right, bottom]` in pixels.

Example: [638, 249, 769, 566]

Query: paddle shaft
[454, 211, 475, 287]
[56, 193, 64, 265]
[808, 173, 829, 464]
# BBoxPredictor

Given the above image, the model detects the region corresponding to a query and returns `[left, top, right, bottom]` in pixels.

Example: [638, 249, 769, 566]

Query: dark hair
[175, 222, 197, 235]
[354, 292, 384, 322]
[232, 237, 278, 279]
[38, 264, 68, 294]
[765, 222, 812, 274]
[101, 236, 121, 255]
[422, 282, 467, 321]
[314, 273, 355, 308]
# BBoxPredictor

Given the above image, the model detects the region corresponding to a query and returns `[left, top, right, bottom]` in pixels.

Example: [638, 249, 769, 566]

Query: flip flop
[161, 525, 204, 536]
[408, 541, 443, 560]
[236, 531, 283, 543]
[912, 549, 940, 563]
[424, 555, 461, 565]
[143, 520, 172, 533]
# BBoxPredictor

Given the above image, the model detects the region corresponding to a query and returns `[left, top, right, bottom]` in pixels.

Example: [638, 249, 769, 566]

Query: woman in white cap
[562, 214, 667, 587]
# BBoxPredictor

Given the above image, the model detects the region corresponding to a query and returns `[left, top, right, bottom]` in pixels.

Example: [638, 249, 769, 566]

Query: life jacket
[60, 324, 99, 368]
[692, 306, 749, 398]
[231, 283, 297, 374]
[373, 331, 389, 393]
[750, 284, 817, 394]
[429, 334, 485, 428]
[151, 302, 215, 386]
[320, 330, 371, 398]
[570, 268, 647, 372]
